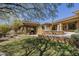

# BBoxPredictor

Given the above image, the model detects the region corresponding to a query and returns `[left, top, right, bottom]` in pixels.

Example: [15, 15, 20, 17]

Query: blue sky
[44, 3, 79, 23]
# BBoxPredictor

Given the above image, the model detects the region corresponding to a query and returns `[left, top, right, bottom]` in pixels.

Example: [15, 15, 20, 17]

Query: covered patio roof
[42, 23, 52, 26]
[53, 10, 79, 24]
[22, 21, 40, 27]
[53, 15, 79, 25]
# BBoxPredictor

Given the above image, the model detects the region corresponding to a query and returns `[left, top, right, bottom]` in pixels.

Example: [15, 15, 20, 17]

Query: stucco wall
[36, 26, 44, 35]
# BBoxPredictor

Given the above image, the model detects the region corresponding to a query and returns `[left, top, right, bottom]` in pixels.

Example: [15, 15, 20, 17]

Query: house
[37, 10, 79, 35]
[43, 10, 79, 31]
[18, 21, 40, 35]
[19, 10, 79, 35]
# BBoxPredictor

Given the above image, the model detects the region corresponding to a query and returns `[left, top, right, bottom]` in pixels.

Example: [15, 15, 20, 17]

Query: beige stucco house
[19, 10, 79, 35]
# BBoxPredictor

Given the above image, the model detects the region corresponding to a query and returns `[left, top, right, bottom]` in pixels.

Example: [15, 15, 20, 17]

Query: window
[68, 22, 76, 30]
[52, 25, 57, 30]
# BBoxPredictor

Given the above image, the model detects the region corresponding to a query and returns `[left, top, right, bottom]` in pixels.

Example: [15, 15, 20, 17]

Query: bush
[71, 34, 79, 40]
[71, 34, 79, 48]
[11, 19, 23, 32]
[74, 29, 79, 33]
[0, 24, 10, 34]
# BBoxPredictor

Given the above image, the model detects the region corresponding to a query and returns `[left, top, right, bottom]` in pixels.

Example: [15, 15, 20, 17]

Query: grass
[0, 34, 35, 45]
[0, 34, 37, 56]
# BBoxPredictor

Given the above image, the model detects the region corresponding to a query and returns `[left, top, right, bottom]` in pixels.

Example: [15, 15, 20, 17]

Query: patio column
[76, 21, 79, 29]
[66, 24, 69, 31]
[37, 26, 44, 35]
[57, 23, 63, 31]
[44, 25, 50, 31]
[44, 25, 47, 31]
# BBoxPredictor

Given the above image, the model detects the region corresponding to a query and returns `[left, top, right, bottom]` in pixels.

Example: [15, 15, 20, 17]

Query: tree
[0, 3, 74, 22]
[0, 24, 10, 34]
[24, 37, 51, 56]
[11, 19, 23, 32]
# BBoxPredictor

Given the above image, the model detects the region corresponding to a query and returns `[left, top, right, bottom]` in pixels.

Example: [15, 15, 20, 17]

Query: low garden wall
[42, 31, 64, 35]
[38, 35, 73, 45]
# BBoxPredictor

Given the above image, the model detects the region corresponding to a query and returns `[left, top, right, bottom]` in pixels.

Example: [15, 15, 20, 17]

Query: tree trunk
[39, 51, 44, 56]
[74, 40, 79, 48]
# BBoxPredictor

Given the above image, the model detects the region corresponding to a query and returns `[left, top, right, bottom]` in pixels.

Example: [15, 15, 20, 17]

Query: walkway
[47, 32, 78, 38]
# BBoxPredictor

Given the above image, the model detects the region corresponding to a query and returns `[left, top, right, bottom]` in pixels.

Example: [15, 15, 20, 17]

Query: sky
[0, 3, 79, 24]
[44, 3, 79, 23]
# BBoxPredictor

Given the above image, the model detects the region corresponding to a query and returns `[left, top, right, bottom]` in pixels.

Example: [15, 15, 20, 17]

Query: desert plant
[0, 24, 10, 34]
[71, 34, 79, 48]
[11, 19, 23, 32]
[74, 29, 79, 33]
[71, 34, 79, 40]
[23, 37, 51, 56]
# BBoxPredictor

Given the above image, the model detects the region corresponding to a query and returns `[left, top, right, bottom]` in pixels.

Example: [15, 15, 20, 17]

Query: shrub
[71, 34, 79, 40]
[71, 34, 79, 48]
[74, 29, 79, 33]
[11, 19, 23, 32]
[0, 24, 10, 34]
